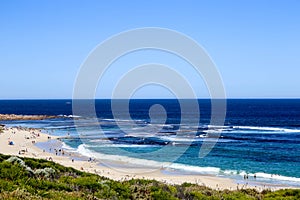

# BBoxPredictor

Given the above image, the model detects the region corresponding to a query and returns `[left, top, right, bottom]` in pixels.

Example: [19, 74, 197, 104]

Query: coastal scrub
[0, 154, 299, 199]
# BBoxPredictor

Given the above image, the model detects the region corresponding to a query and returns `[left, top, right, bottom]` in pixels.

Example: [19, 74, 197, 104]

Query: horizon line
[1, 98, 300, 100]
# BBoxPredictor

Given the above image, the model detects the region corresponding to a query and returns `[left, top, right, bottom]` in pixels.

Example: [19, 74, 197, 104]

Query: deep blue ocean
[1, 99, 300, 186]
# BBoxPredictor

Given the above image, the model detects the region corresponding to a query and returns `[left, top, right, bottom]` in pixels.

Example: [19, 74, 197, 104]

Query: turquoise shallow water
[1, 99, 300, 187]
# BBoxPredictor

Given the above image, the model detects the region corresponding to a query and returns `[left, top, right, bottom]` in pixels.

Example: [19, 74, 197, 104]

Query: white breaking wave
[168, 163, 221, 175]
[76, 144, 169, 168]
[76, 144, 222, 172]
[74, 144, 300, 183]
[45, 125, 75, 129]
[232, 126, 300, 133]
[102, 118, 146, 123]
[58, 114, 81, 118]
[221, 170, 300, 183]
[76, 144, 95, 157]
[92, 144, 159, 148]
[61, 142, 76, 151]
[75, 144, 224, 175]
[159, 136, 232, 143]
[254, 172, 300, 182]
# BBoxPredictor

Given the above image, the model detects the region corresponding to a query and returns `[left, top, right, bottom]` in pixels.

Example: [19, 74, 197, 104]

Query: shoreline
[0, 126, 298, 191]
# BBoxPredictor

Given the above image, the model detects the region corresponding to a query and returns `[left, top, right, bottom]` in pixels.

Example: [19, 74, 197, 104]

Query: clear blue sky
[1, 0, 300, 99]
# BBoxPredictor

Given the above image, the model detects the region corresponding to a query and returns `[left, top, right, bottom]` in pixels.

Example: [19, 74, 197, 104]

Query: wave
[58, 114, 81, 118]
[73, 144, 300, 184]
[253, 172, 300, 182]
[101, 119, 115, 122]
[76, 144, 168, 168]
[221, 170, 300, 183]
[124, 124, 300, 134]
[72, 136, 234, 149]
[61, 142, 76, 151]
[232, 126, 300, 133]
[45, 125, 76, 129]
[76, 144, 95, 158]
[76, 144, 222, 174]
[168, 163, 221, 175]
[154, 136, 233, 143]
[101, 118, 147, 123]
[104, 144, 159, 148]
[83, 143, 159, 148]
[187, 125, 300, 133]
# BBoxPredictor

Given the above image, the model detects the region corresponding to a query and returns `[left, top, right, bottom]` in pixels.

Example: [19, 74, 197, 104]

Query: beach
[0, 126, 296, 191]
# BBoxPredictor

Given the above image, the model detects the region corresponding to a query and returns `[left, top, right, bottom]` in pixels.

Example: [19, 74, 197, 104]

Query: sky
[0, 0, 300, 99]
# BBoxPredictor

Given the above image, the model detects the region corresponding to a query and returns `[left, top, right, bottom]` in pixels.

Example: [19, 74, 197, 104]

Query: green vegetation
[0, 154, 299, 199]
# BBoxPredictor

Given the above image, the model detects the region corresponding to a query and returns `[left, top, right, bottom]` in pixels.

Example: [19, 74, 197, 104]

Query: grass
[0, 154, 299, 199]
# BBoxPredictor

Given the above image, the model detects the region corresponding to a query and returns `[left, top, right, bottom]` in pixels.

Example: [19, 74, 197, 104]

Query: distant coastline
[0, 114, 67, 121]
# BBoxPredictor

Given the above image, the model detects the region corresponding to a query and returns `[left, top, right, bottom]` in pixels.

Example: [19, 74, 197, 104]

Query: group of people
[49, 148, 66, 156]
[18, 149, 28, 155]
[243, 173, 257, 180]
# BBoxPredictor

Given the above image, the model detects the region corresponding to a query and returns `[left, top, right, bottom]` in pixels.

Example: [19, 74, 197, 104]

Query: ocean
[1, 99, 300, 187]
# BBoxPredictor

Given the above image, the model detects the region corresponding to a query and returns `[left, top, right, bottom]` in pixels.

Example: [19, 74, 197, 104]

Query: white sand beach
[0, 127, 296, 191]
